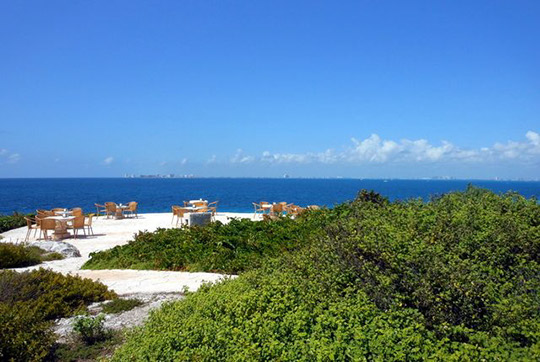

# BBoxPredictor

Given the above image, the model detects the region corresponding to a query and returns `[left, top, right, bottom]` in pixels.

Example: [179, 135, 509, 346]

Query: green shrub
[113, 188, 540, 360]
[0, 212, 31, 233]
[83, 216, 322, 273]
[102, 298, 143, 314]
[0, 243, 64, 268]
[72, 313, 108, 345]
[0, 303, 55, 362]
[0, 269, 116, 361]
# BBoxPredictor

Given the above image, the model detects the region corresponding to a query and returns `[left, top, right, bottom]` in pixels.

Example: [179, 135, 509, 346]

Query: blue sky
[0, 1, 538, 179]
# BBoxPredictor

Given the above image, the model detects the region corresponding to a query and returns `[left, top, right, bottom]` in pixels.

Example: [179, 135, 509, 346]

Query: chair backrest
[272, 203, 284, 213]
[86, 214, 94, 226]
[25, 217, 35, 229]
[260, 201, 269, 205]
[40, 218, 56, 230]
[307, 205, 320, 210]
[72, 208, 83, 217]
[105, 202, 117, 212]
[52, 208, 64, 212]
[192, 201, 207, 207]
[128, 201, 138, 211]
[73, 215, 85, 228]
[37, 209, 53, 216]
[178, 208, 190, 217]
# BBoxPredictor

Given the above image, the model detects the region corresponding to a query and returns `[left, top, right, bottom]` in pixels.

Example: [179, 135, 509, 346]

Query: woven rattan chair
[124, 202, 138, 218]
[40, 218, 56, 240]
[24, 217, 39, 241]
[174, 207, 190, 226]
[71, 208, 83, 217]
[51, 208, 65, 213]
[253, 202, 269, 217]
[208, 201, 218, 219]
[270, 203, 284, 216]
[84, 214, 94, 235]
[104, 202, 117, 219]
[69, 215, 86, 239]
[94, 203, 106, 218]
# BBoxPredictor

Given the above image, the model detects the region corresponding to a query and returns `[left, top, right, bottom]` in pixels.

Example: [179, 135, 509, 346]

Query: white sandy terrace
[1, 212, 258, 295]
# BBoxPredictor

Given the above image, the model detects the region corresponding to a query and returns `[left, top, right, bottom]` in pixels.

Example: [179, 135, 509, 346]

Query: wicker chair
[270, 203, 284, 216]
[71, 207, 83, 217]
[94, 203, 106, 218]
[124, 202, 138, 218]
[84, 214, 94, 235]
[24, 217, 39, 241]
[253, 201, 269, 217]
[173, 207, 190, 226]
[40, 218, 56, 240]
[208, 201, 218, 219]
[104, 202, 117, 219]
[69, 215, 86, 239]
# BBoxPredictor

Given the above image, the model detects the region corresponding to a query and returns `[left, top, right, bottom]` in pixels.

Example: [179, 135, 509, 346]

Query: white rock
[29, 241, 81, 258]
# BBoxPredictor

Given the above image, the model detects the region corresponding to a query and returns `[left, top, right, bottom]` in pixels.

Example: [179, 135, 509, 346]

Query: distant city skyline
[1, 1, 538, 179]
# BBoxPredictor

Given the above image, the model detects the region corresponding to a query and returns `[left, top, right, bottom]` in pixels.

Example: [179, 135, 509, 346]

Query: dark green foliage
[54, 330, 123, 362]
[83, 216, 321, 273]
[0, 212, 30, 233]
[102, 298, 143, 314]
[0, 243, 64, 268]
[113, 188, 540, 360]
[0, 269, 116, 361]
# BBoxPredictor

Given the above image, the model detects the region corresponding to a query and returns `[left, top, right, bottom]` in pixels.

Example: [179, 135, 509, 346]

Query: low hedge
[0, 212, 29, 233]
[113, 188, 540, 360]
[0, 269, 116, 361]
[0, 242, 63, 268]
[83, 216, 323, 273]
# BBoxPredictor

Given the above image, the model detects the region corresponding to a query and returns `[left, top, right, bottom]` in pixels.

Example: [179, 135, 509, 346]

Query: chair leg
[25, 229, 30, 241]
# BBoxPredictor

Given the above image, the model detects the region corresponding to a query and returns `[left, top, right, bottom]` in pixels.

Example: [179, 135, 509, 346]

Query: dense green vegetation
[83, 216, 322, 273]
[102, 298, 143, 314]
[0, 242, 63, 268]
[0, 212, 30, 233]
[0, 269, 116, 361]
[113, 188, 540, 360]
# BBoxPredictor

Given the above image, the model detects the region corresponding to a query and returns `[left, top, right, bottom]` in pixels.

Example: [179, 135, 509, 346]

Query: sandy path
[1, 212, 256, 295]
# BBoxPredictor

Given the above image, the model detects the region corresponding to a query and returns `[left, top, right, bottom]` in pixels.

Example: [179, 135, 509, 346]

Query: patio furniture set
[25, 208, 94, 241]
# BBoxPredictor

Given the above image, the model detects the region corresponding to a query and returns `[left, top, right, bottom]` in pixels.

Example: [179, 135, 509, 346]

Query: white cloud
[180, 158, 188, 165]
[207, 155, 217, 164]
[103, 156, 114, 165]
[0, 149, 21, 164]
[7, 153, 20, 164]
[229, 131, 540, 166]
[230, 149, 255, 164]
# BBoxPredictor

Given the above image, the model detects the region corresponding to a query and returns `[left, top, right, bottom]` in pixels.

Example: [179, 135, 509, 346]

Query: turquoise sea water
[0, 178, 538, 215]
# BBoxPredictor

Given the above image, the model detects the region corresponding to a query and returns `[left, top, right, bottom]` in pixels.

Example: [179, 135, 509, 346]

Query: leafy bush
[102, 298, 143, 314]
[0, 242, 63, 268]
[0, 269, 116, 361]
[83, 216, 322, 273]
[0, 212, 30, 233]
[72, 313, 108, 344]
[113, 188, 540, 360]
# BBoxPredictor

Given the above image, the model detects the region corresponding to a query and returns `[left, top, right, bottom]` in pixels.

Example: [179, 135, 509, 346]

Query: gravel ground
[54, 292, 185, 343]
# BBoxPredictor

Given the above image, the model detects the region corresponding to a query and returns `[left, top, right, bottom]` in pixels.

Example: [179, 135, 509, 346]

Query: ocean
[0, 178, 538, 215]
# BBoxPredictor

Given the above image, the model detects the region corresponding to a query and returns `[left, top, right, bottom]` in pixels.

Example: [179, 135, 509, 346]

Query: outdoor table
[54, 210, 73, 216]
[46, 215, 75, 240]
[115, 204, 129, 219]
